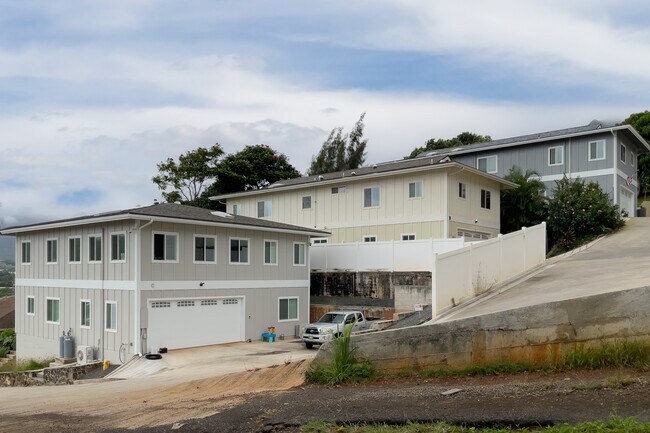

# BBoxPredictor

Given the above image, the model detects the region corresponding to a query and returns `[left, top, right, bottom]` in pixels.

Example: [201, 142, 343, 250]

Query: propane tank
[63, 329, 75, 359]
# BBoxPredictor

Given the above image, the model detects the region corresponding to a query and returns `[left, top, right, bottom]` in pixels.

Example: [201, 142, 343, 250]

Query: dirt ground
[1, 363, 648, 433]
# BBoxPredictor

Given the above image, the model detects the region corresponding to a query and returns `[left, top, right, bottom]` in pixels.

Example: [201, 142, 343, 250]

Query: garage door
[147, 297, 244, 351]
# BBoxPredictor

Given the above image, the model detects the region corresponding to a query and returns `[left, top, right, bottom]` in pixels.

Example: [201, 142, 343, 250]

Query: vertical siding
[447, 171, 502, 236]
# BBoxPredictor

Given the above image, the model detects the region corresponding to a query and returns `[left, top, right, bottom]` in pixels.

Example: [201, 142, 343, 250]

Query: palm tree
[500, 166, 548, 234]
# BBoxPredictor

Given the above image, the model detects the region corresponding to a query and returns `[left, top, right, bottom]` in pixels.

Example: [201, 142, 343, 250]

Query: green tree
[152, 144, 224, 204]
[500, 166, 548, 234]
[621, 111, 650, 200]
[406, 131, 491, 159]
[308, 113, 368, 175]
[197, 144, 301, 209]
[547, 176, 624, 253]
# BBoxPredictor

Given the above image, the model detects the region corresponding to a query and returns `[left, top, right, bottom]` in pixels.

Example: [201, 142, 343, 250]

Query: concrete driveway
[436, 217, 650, 322]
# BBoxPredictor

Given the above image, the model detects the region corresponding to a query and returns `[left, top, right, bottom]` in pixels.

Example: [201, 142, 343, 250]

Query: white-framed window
[548, 145, 564, 166]
[589, 140, 606, 161]
[363, 186, 380, 208]
[458, 182, 467, 199]
[105, 301, 117, 332]
[477, 155, 497, 173]
[194, 235, 216, 263]
[401, 234, 416, 241]
[363, 235, 377, 242]
[278, 297, 298, 322]
[88, 234, 102, 263]
[230, 238, 249, 264]
[80, 299, 91, 329]
[21, 241, 31, 265]
[620, 143, 626, 164]
[264, 240, 278, 265]
[481, 189, 491, 210]
[293, 242, 306, 266]
[232, 203, 242, 216]
[331, 186, 346, 194]
[302, 196, 312, 210]
[110, 232, 126, 262]
[312, 238, 328, 245]
[26, 296, 35, 316]
[153, 232, 178, 262]
[631, 152, 635, 167]
[68, 236, 81, 264]
[408, 181, 423, 198]
[257, 200, 272, 218]
[46, 297, 60, 324]
[46, 238, 58, 264]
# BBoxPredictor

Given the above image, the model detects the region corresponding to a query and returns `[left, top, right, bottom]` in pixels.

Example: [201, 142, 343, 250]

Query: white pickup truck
[301, 311, 369, 349]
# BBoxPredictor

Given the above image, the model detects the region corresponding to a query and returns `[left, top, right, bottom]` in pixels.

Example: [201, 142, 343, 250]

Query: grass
[301, 416, 650, 432]
[305, 322, 376, 385]
[0, 358, 53, 373]
[0, 287, 13, 298]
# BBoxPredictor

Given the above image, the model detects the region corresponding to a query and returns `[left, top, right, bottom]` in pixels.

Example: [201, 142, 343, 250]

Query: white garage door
[147, 297, 244, 351]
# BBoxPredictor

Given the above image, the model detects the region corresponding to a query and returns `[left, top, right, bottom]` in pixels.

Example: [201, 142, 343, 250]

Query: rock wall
[0, 361, 102, 387]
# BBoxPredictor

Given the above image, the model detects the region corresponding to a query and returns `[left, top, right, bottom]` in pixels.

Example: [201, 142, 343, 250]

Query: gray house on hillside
[0, 203, 328, 363]
[425, 121, 650, 216]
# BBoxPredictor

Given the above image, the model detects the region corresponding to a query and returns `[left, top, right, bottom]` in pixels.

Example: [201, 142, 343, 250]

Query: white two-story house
[1, 203, 328, 363]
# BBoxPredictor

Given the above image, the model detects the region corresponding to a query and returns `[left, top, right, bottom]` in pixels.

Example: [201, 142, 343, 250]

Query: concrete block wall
[313, 286, 650, 372]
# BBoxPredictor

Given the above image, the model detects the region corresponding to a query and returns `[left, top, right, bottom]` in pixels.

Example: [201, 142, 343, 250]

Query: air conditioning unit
[76, 346, 94, 365]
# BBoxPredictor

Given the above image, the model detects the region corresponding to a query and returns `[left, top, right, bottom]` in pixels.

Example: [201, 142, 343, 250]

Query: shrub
[547, 177, 624, 252]
[0, 329, 16, 351]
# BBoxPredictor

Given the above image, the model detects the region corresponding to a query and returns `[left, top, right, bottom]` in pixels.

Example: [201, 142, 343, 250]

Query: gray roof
[1, 203, 330, 236]
[424, 120, 648, 157]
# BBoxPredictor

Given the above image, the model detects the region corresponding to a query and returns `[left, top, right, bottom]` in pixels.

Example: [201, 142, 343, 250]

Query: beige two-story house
[212, 156, 516, 243]
[1, 203, 328, 363]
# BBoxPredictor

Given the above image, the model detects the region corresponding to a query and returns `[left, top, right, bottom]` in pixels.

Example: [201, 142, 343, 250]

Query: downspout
[133, 218, 154, 355]
[443, 172, 449, 238]
[612, 130, 618, 206]
[100, 227, 106, 362]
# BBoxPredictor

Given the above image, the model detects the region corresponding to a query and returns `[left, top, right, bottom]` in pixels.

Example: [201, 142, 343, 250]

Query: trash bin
[637, 207, 646, 217]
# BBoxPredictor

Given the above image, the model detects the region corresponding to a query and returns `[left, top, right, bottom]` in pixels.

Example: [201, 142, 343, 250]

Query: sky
[1, 0, 650, 233]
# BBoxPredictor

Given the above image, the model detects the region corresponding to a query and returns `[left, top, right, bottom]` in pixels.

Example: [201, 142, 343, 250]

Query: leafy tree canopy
[500, 166, 548, 234]
[622, 111, 650, 200]
[152, 144, 224, 204]
[308, 113, 368, 175]
[547, 176, 624, 254]
[406, 131, 491, 159]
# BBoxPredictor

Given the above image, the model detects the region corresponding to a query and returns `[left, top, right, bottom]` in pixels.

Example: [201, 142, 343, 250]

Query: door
[147, 297, 244, 351]
[620, 186, 635, 217]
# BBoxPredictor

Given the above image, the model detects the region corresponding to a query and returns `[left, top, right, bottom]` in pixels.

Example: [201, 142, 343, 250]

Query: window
[312, 238, 328, 244]
[21, 241, 31, 264]
[548, 145, 564, 166]
[401, 234, 416, 241]
[363, 187, 380, 207]
[278, 297, 298, 321]
[264, 240, 278, 265]
[293, 242, 306, 266]
[46, 239, 58, 264]
[363, 235, 377, 242]
[477, 155, 497, 173]
[331, 186, 346, 194]
[458, 182, 467, 199]
[230, 238, 249, 264]
[408, 181, 423, 198]
[302, 196, 312, 209]
[110, 233, 126, 262]
[257, 200, 272, 218]
[481, 189, 491, 210]
[68, 237, 81, 263]
[88, 235, 102, 263]
[153, 232, 178, 262]
[232, 204, 241, 215]
[27, 296, 35, 315]
[46, 298, 60, 324]
[194, 235, 216, 263]
[105, 302, 117, 332]
[80, 300, 91, 328]
[620, 143, 626, 163]
[631, 152, 635, 167]
[589, 140, 605, 161]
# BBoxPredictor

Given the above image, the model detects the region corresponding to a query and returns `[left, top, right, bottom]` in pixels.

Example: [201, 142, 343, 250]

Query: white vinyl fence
[310, 238, 467, 272]
[433, 222, 546, 317]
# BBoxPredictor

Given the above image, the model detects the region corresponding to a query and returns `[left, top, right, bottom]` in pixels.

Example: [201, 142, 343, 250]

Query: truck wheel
[305, 342, 314, 349]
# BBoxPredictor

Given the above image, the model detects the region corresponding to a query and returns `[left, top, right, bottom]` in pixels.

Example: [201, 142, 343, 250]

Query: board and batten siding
[15, 221, 136, 281]
[15, 285, 134, 363]
[447, 170, 502, 237]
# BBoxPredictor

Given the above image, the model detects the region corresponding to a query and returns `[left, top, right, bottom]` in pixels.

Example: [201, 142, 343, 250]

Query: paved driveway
[437, 217, 650, 322]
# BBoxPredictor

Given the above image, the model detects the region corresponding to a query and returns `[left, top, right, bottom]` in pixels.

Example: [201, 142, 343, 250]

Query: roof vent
[372, 164, 378, 169]
[351, 171, 357, 176]
[211, 211, 233, 218]
[318, 175, 324, 181]
[153, 199, 159, 205]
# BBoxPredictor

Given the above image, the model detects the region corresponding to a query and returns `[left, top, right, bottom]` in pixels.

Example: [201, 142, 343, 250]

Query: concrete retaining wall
[313, 286, 650, 371]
